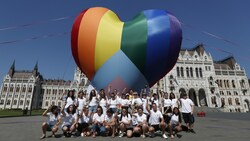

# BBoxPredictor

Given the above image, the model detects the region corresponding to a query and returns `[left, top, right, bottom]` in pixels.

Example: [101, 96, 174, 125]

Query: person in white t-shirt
[75, 91, 87, 115]
[88, 89, 99, 115]
[146, 102, 168, 139]
[117, 108, 133, 138]
[108, 92, 119, 114]
[64, 90, 76, 110]
[162, 92, 172, 124]
[61, 104, 78, 137]
[168, 107, 182, 139]
[131, 92, 143, 109]
[119, 93, 131, 111]
[99, 89, 108, 115]
[77, 107, 92, 137]
[92, 106, 106, 137]
[104, 109, 117, 137]
[170, 93, 178, 110]
[40, 105, 61, 139]
[179, 93, 195, 133]
[132, 107, 148, 138]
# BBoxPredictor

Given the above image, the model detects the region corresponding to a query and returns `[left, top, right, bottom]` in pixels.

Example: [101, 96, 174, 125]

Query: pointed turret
[8, 60, 15, 77]
[33, 61, 38, 76]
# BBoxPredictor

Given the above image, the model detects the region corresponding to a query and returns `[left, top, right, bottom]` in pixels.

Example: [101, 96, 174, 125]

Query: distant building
[152, 44, 250, 112]
[0, 63, 88, 110]
[0, 44, 249, 112]
[0, 61, 42, 110]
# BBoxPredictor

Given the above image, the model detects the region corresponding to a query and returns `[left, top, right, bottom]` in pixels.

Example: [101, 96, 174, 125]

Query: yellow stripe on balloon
[95, 10, 124, 71]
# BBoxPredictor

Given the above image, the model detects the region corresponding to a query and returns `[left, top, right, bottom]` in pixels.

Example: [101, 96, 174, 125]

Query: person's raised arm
[42, 105, 51, 116]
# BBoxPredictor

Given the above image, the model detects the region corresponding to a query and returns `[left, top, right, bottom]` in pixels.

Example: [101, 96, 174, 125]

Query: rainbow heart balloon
[71, 7, 182, 92]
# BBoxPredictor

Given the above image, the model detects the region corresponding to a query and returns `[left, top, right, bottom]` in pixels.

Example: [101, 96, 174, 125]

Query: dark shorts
[77, 123, 89, 131]
[46, 124, 54, 131]
[182, 113, 195, 124]
[151, 124, 160, 131]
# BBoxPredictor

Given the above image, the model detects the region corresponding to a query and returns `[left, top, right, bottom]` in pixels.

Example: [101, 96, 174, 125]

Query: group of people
[40, 87, 195, 139]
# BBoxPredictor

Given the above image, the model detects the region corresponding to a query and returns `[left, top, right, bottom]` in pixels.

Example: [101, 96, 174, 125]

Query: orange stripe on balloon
[77, 7, 109, 80]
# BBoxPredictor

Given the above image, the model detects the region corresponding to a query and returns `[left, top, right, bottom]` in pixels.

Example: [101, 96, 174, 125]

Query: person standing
[179, 93, 195, 133]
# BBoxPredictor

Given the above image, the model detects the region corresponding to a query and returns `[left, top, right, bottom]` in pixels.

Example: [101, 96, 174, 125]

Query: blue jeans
[92, 124, 106, 136]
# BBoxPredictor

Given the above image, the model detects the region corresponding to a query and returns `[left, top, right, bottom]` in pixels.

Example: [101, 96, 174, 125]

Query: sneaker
[40, 134, 46, 139]
[141, 134, 146, 138]
[118, 132, 124, 138]
[162, 134, 168, 139]
[149, 133, 155, 138]
[81, 133, 84, 137]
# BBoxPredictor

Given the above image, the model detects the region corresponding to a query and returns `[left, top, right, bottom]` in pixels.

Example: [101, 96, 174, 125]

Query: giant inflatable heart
[71, 7, 182, 92]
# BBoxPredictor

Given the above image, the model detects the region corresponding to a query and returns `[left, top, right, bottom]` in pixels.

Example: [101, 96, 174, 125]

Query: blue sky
[0, 0, 250, 82]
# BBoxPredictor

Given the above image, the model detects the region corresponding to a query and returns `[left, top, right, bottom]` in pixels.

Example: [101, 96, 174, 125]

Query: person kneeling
[92, 106, 106, 137]
[118, 108, 133, 138]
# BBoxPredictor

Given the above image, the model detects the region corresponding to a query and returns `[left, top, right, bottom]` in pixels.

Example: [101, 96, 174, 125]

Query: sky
[0, 0, 250, 83]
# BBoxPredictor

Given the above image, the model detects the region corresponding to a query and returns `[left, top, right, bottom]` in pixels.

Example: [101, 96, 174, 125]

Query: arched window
[7, 100, 11, 105]
[186, 67, 189, 77]
[176, 67, 180, 77]
[3, 84, 7, 92]
[20, 100, 24, 105]
[22, 85, 26, 92]
[45, 101, 49, 106]
[28, 86, 32, 93]
[224, 80, 227, 88]
[199, 68, 203, 77]
[180, 67, 184, 77]
[13, 100, 17, 105]
[232, 80, 235, 88]
[195, 68, 199, 77]
[10, 85, 14, 92]
[0, 100, 4, 105]
[190, 67, 193, 77]
[228, 98, 232, 105]
[235, 98, 240, 105]
[16, 85, 20, 92]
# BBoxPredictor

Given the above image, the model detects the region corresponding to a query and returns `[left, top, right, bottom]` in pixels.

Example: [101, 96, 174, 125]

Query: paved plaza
[0, 113, 249, 141]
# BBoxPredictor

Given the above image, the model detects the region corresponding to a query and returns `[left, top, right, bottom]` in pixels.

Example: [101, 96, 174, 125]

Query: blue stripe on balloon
[91, 50, 149, 92]
[143, 10, 171, 86]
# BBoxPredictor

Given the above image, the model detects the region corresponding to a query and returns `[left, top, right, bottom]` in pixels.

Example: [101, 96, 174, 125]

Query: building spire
[33, 61, 38, 76]
[8, 60, 15, 77]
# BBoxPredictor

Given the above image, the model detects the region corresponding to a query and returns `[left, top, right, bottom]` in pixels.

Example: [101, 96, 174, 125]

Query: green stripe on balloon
[121, 13, 147, 73]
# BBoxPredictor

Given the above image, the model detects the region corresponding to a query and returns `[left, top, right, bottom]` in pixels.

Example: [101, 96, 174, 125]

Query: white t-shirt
[132, 113, 147, 125]
[104, 114, 114, 123]
[77, 98, 86, 111]
[92, 113, 105, 123]
[118, 114, 132, 123]
[163, 98, 172, 107]
[180, 98, 194, 113]
[149, 110, 163, 125]
[170, 114, 179, 125]
[171, 98, 178, 109]
[65, 97, 75, 108]
[99, 98, 107, 107]
[79, 112, 91, 124]
[89, 96, 98, 106]
[132, 98, 143, 106]
[108, 98, 119, 108]
[62, 112, 78, 126]
[46, 112, 61, 126]
[119, 98, 131, 107]
[141, 98, 149, 114]
[150, 98, 159, 107]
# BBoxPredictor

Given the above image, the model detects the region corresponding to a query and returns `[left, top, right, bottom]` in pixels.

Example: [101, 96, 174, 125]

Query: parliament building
[0, 44, 249, 112]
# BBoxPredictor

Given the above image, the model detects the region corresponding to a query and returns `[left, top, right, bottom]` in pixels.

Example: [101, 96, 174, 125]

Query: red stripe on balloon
[71, 9, 88, 73]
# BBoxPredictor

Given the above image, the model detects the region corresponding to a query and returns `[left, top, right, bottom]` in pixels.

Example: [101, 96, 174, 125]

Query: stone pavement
[0, 113, 250, 141]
